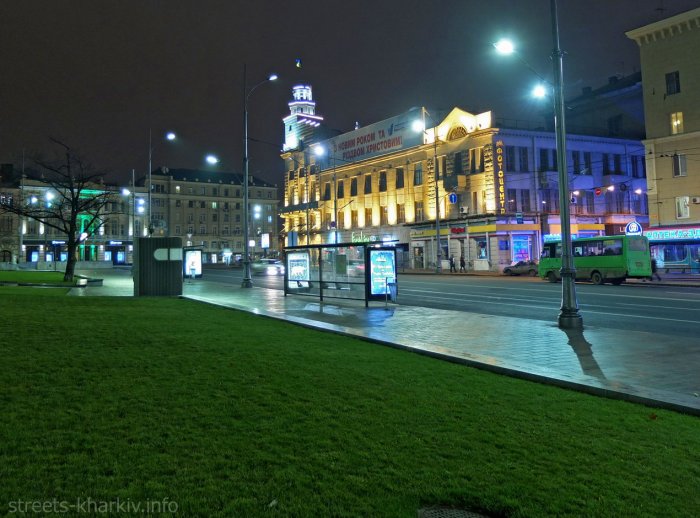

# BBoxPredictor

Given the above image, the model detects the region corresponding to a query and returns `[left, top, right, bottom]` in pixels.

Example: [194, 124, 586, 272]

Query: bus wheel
[611, 278, 624, 286]
[547, 271, 558, 283]
[591, 271, 604, 285]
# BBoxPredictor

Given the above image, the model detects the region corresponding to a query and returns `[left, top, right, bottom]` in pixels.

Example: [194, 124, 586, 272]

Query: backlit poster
[369, 248, 396, 296]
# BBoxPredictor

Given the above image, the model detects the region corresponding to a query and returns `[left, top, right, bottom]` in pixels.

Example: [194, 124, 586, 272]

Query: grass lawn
[0, 270, 73, 285]
[1, 294, 699, 517]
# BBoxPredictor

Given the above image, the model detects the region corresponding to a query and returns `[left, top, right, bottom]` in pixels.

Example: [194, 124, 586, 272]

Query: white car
[251, 259, 285, 276]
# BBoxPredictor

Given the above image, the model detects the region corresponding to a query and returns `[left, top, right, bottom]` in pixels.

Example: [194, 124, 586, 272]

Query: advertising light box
[367, 247, 396, 299]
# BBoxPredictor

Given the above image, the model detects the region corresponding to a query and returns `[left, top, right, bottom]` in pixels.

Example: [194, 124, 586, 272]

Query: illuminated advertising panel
[287, 251, 310, 281]
[368, 248, 396, 297]
[184, 249, 202, 278]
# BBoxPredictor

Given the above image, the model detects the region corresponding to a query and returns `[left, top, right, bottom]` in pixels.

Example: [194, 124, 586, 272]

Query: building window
[539, 148, 557, 171]
[671, 112, 684, 134]
[380, 206, 389, 225]
[397, 204, 405, 223]
[211, 201, 217, 209]
[415, 201, 424, 222]
[364, 174, 372, 194]
[469, 147, 484, 173]
[672, 154, 687, 177]
[666, 71, 681, 96]
[351, 210, 358, 227]
[507, 189, 517, 212]
[199, 213, 206, 223]
[350, 178, 358, 196]
[379, 171, 387, 192]
[518, 147, 529, 172]
[364, 208, 373, 226]
[395, 168, 404, 189]
[676, 196, 690, 219]
[337, 211, 345, 229]
[413, 163, 423, 185]
[505, 146, 516, 171]
[323, 182, 331, 201]
[337, 180, 344, 199]
[631, 155, 645, 178]
[453, 152, 463, 175]
[613, 154, 622, 173]
[200, 225, 206, 234]
[188, 200, 194, 208]
[572, 151, 581, 174]
[584, 152, 592, 172]
[175, 225, 181, 235]
[520, 189, 531, 212]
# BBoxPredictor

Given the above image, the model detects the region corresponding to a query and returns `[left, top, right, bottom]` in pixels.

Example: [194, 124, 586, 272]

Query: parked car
[503, 260, 538, 276]
[251, 258, 285, 276]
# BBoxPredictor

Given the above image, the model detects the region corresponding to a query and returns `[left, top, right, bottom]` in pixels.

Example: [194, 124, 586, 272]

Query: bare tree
[0, 139, 117, 281]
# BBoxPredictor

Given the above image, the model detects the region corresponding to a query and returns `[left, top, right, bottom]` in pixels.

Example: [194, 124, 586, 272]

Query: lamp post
[147, 130, 176, 236]
[242, 64, 278, 288]
[494, 0, 582, 329]
[413, 110, 442, 274]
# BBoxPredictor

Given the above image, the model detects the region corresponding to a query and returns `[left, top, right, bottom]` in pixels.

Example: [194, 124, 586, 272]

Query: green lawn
[1, 294, 699, 517]
[0, 270, 73, 285]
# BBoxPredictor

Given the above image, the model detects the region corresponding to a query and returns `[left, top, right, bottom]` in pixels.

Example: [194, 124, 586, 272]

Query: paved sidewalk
[72, 268, 700, 416]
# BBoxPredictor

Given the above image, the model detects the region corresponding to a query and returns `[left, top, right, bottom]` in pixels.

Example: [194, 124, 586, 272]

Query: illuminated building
[279, 87, 648, 272]
[627, 8, 700, 272]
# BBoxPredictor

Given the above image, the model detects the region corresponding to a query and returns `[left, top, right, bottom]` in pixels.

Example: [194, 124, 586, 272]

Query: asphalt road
[203, 267, 700, 339]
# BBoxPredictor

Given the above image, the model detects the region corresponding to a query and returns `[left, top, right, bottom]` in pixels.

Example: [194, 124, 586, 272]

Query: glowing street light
[494, 0, 582, 329]
[413, 112, 443, 274]
[241, 65, 278, 288]
[205, 154, 219, 165]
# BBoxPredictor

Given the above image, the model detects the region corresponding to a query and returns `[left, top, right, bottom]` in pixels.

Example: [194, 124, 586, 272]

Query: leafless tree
[0, 139, 117, 281]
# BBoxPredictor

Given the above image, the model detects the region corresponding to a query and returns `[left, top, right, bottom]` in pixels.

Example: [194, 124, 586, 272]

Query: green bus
[538, 235, 652, 285]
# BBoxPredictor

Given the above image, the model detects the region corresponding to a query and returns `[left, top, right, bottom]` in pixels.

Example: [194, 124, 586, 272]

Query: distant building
[0, 166, 279, 265]
[546, 72, 645, 140]
[627, 7, 700, 271]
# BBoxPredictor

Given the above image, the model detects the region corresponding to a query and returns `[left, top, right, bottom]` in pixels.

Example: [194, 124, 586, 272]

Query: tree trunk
[64, 240, 77, 282]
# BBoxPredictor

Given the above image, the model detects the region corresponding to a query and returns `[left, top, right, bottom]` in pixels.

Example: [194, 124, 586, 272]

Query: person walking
[650, 257, 661, 281]
[459, 255, 466, 273]
[449, 255, 456, 273]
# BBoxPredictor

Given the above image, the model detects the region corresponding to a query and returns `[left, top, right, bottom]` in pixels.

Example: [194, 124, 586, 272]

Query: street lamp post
[147, 130, 176, 236]
[413, 110, 442, 274]
[549, 0, 582, 329]
[242, 64, 278, 288]
[494, 0, 582, 329]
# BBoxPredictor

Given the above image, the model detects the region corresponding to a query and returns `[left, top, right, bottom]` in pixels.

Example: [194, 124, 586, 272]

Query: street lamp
[412, 110, 442, 274]
[242, 64, 278, 288]
[494, 0, 582, 329]
[147, 129, 176, 236]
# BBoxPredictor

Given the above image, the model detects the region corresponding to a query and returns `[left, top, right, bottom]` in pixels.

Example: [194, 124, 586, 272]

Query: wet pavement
[71, 268, 700, 416]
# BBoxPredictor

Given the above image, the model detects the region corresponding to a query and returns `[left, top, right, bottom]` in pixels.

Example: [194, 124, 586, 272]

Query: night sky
[2, 0, 699, 188]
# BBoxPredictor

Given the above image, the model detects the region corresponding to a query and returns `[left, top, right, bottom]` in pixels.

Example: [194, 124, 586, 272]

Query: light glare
[494, 38, 515, 55]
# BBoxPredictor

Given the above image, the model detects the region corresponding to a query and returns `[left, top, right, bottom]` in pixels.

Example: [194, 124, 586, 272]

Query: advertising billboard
[367, 247, 397, 299]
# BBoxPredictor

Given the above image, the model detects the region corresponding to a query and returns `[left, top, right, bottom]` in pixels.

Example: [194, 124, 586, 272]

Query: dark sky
[2, 0, 699, 188]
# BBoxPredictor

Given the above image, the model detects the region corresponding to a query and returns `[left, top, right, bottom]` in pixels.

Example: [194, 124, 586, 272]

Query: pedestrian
[459, 255, 466, 273]
[449, 255, 456, 273]
[650, 257, 661, 281]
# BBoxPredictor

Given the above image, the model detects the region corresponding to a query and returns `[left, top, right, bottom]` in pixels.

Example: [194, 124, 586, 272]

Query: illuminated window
[671, 112, 684, 134]
[364, 208, 373, 226]
[397, 204, 405, 223]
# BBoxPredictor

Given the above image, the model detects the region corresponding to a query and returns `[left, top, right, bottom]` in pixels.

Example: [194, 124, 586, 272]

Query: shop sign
[624, 221, 642, 236]
[495, 140, 506, 215]
[644, 226, 700, 241]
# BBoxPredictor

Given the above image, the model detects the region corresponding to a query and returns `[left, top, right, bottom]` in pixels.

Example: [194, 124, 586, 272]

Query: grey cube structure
[133, 237, 183, 296]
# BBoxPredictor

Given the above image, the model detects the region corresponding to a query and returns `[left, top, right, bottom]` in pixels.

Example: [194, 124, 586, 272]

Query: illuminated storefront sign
[644, 227, 700, 241]
[624, 221, 642, 236]
[351, 230, 381, 243]
[495, 140, 506, 215]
